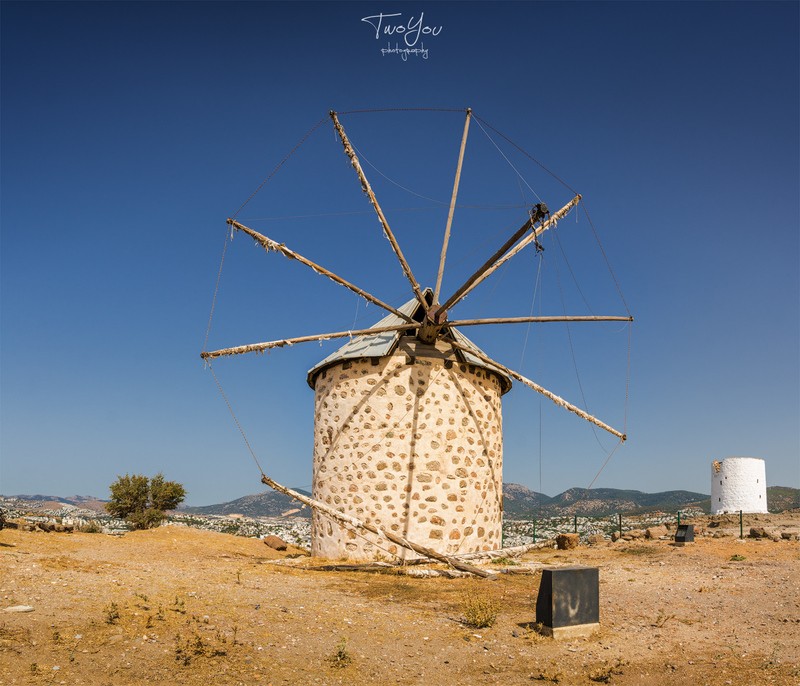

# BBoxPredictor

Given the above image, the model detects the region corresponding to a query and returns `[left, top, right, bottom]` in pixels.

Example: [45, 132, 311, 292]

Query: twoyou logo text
[361, 12, 443, 61]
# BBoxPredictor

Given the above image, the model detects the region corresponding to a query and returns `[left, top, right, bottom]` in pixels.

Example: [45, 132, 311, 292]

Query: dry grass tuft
[460, 590, 499, 628]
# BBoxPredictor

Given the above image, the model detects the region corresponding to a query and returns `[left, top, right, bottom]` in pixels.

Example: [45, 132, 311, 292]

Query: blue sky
[2, 1, 797, 506]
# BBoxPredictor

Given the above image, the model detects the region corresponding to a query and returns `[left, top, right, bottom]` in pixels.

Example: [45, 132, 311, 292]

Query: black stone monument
[674, 524, 695, 544]
[535, 565, 599, 637]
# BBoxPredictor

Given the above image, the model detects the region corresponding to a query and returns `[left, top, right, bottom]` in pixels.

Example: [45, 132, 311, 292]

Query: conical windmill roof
[307, 289, 512, 393]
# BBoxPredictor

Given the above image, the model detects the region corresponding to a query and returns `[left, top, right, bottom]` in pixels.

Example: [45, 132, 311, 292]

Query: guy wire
[207, 362, 266, 478]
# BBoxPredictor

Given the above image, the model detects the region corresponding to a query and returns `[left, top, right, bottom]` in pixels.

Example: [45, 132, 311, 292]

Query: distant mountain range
[181, 483, 799, 518]
[6, 485, 798, 518]
[181, 489, 314, 518]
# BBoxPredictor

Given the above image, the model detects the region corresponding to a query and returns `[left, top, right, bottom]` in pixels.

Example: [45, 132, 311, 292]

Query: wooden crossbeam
[329, 111, 427, 309]
[201, 323, 419, 360]
[449, 315, 633, 327]
[434, 108, 472, 303]
[441, 194, 581, 313]
[226, 219, 413, 323]
[448, 340, 626, 441]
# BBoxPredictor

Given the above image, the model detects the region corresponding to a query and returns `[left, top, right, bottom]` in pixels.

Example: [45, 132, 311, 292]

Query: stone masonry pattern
[311, 351, 504, 560]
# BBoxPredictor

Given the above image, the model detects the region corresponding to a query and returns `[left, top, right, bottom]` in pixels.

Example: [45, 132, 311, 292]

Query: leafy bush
[106, 473, 186, 529]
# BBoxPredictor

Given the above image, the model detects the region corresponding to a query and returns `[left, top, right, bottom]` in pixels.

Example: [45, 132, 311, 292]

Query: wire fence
[502, 508, 757, 547]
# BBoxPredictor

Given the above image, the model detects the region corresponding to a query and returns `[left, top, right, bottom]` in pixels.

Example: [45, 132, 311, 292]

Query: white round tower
[307, 291, 510, 561]
[710, 457, 768, 514]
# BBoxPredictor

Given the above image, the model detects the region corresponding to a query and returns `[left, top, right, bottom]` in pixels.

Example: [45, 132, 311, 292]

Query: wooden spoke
[434, 108, 472, 304]
[329, 111, 427, 309]
[440, 194, 582, 313]
[448, 339, 626, 441]
[449, 315, 634, 327]
[227, 219, 414, 322]
[201, 323, 420, 360]
[259, 473, 496, 578]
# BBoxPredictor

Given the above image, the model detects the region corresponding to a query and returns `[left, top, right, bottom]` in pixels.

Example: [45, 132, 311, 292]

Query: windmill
[201, 109, 632, 576]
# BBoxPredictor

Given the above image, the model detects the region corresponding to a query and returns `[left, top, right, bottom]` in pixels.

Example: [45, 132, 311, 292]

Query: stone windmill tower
[306, 289, 511, 560]
[711, 457, 768, 514]
[201, 109, 631, 565]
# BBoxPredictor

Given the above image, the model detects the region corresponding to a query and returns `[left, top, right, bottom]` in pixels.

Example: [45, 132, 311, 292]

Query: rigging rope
[585, 438, 624, 490]
[231, 115, 329, 219]
[472, 114, 580, 196]
[349, 140, 449, 206]
[472, 116, 544, 203]
[581, 203, 632, 316]
[337, 107, 466, 115]
[207, 362, 266, 478]
[550, 230, 609, 454]
[202, 228, 230, 354]
[241, 202, 531, 222]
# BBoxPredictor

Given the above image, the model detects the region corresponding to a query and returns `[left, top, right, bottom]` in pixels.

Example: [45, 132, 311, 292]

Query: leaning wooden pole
[227, 219, 413, 323]
[434, 108, 472, 304]
[329, 111, 427, 309]
[259, 473, 496, 579]
[202, 323, 420, 360]
[441, 194, 581, 313]
[449, 340, 626, 441]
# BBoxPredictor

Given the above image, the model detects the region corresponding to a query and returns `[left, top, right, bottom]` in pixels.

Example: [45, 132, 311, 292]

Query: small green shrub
[79, 521, 102, 534]
[490, 556, 520, 566]
[328, 638, 352, 668]
[730, 554, 746, 562]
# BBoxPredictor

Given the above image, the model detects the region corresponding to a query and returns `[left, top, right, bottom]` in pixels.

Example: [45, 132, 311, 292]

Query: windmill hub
[417, 304, 447, 344]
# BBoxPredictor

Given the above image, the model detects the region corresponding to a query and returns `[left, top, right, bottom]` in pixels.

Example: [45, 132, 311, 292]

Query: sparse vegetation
[490, 556, 520, 565]
[532, 668, 562, 682]
[103, 602, 120, 625]
[653, 610, 676, 627]
[106, 473, 185, 529]
[328, 638, 352, 668]
[620, 545, 657, 556]
[78, 520, 102, 533]
[460, 590, 499, 628]
[589, 659, 627, 682]
[730, 554, 746, 561]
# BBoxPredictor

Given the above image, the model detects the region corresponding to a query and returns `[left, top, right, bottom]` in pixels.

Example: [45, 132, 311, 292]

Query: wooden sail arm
[259, 473, 496, 579]
[201, 323, 421, 360]
[440, 194, 581, 313]
[329, 111, 427, 310]
[226, 219, 414, 323]
[449, 315, 634, 327]
[434, 108, 472, 303]
[448, 340, 627, 441]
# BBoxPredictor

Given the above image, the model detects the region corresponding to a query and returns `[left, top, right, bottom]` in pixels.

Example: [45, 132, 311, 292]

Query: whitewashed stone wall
[711, 457, 768, 514]
[310, 349, 504, 560]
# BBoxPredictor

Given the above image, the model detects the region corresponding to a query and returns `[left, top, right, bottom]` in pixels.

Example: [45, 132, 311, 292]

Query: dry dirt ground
[1, 515, 799, 686]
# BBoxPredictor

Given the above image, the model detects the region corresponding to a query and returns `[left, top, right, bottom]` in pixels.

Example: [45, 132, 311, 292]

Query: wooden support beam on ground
[259, 473, 497, 579]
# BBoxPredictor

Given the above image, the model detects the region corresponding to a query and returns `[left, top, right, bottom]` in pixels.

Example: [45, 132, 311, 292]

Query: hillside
[6, 485, 798, 520]
[181, 489, 313, 518]
[185, 484, 712, 519]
